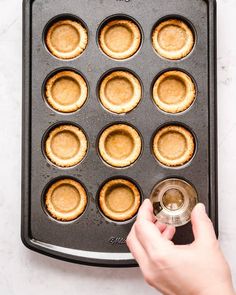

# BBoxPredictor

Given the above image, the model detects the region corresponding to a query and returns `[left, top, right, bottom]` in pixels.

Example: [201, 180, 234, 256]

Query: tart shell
[153, 70, 195, 113]
[45, 125, 87, 167]
[152, 19, 194, 60]
[99, 124, 142, 168]
[45, 179, 87, 221]
[99, 179, 141, 221]
[99, 19, 141, 60]
[46, 19, 88, 59]
[99, 71, 141, 114]
[153, 125, 195, 167]
[45, 71, 88, 113]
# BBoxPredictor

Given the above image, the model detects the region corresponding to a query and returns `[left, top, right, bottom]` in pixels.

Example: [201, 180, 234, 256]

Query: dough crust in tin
[99, 71, 141, 114]
[153, 70, 195, 113]
[99, 179, 141, 221]
[46, 19, 88, 59]
[45, 71, 88, 113]
[153, 125, 195, 167]
[152, 19, 194, 60]
[45, 125, 87, 168]
[45, 179, 87, 221]
[99, 19, 141, 60]
[99, 124, 142, 168]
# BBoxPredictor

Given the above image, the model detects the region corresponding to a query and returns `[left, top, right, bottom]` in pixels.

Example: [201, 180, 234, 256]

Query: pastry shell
[99, 179, 141, 221]
[152, 19, 194, 60]
[45, 179, 87, 221]
[46, 19, 88, 59]
[45, 125, 87, 167]
[153, 70, 195, 113]
[99, 124, 142, 168]
[99, 19, 141, 60]
[45, 71, 87, 113]
[153, 125, 195, 167]
[99, 71, 141, 114]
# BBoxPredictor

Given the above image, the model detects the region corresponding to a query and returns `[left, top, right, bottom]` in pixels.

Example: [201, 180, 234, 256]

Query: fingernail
[144, 199, 151, 206]
[197, 203, 206, 213]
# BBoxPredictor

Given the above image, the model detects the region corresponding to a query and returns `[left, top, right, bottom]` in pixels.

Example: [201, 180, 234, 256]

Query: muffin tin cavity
[45, 70, 88, 113]
[99, 17, 142, 60]
[45, 17, 88, 59]
[152, 18, 195, 60]
[150, 178, 198, 227]
[44, 124, 88, 168]
[99, 178, 141, 222]
[153, 70, 196, 114]
[153, 125, 195, 167]
[98, 124, 142, 168]
[44, 178, 87, 221]
[99, 70, 142, 114]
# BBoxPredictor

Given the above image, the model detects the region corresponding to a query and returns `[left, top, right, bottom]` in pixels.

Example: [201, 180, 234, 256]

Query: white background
[0, 0, 235, 294]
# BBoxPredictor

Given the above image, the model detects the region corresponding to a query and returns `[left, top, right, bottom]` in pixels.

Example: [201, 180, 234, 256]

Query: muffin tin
[22, 0, 217, 267]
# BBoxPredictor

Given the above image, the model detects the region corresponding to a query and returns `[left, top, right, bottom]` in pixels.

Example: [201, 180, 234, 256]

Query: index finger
[137, 198, 157, 223]
[135, 199, 165, 252]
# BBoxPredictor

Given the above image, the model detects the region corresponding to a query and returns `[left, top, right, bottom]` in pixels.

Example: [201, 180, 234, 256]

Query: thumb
[191, 203, 217, 244]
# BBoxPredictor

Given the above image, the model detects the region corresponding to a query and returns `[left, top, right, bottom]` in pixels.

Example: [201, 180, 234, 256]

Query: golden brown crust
[45, 125, 87, 167]
[99, 179, 141, 221]
[153, 71, 195, 113]
[152, 19, 194, 60]
[45, 179, 87, 221]
[99, 19, 141, 60]
[99, 71, 142, 114]
[153, 125, 195, 167]
[46, 19, 88, 59]
[45, 71, 88, 113]
[98, 124, 142, 168]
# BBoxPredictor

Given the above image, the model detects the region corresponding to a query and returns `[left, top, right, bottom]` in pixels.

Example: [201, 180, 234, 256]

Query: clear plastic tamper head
[150, 178, 198, 227]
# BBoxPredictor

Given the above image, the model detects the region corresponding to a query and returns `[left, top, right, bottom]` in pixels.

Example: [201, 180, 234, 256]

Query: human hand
[127, 199, 235, 295]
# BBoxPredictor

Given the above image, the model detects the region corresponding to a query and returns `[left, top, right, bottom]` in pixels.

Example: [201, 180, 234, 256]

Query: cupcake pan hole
[96, 176, 143, 225]
[42, 176, 89, 224]
[97, 14, 143, 60]
[97, 68, 143, 114]
[151, 15, 197, 61]
[151, 69, 197, 114]
[42, 68, 89, 114]
[151, 123, 198, 169]
[96, 122, 143, 169]
[43, 14, 89, 60]
[42, 122, 89, 169]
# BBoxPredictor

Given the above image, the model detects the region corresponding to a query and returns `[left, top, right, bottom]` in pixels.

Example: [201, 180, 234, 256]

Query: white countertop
[0, 0, 236, 294]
